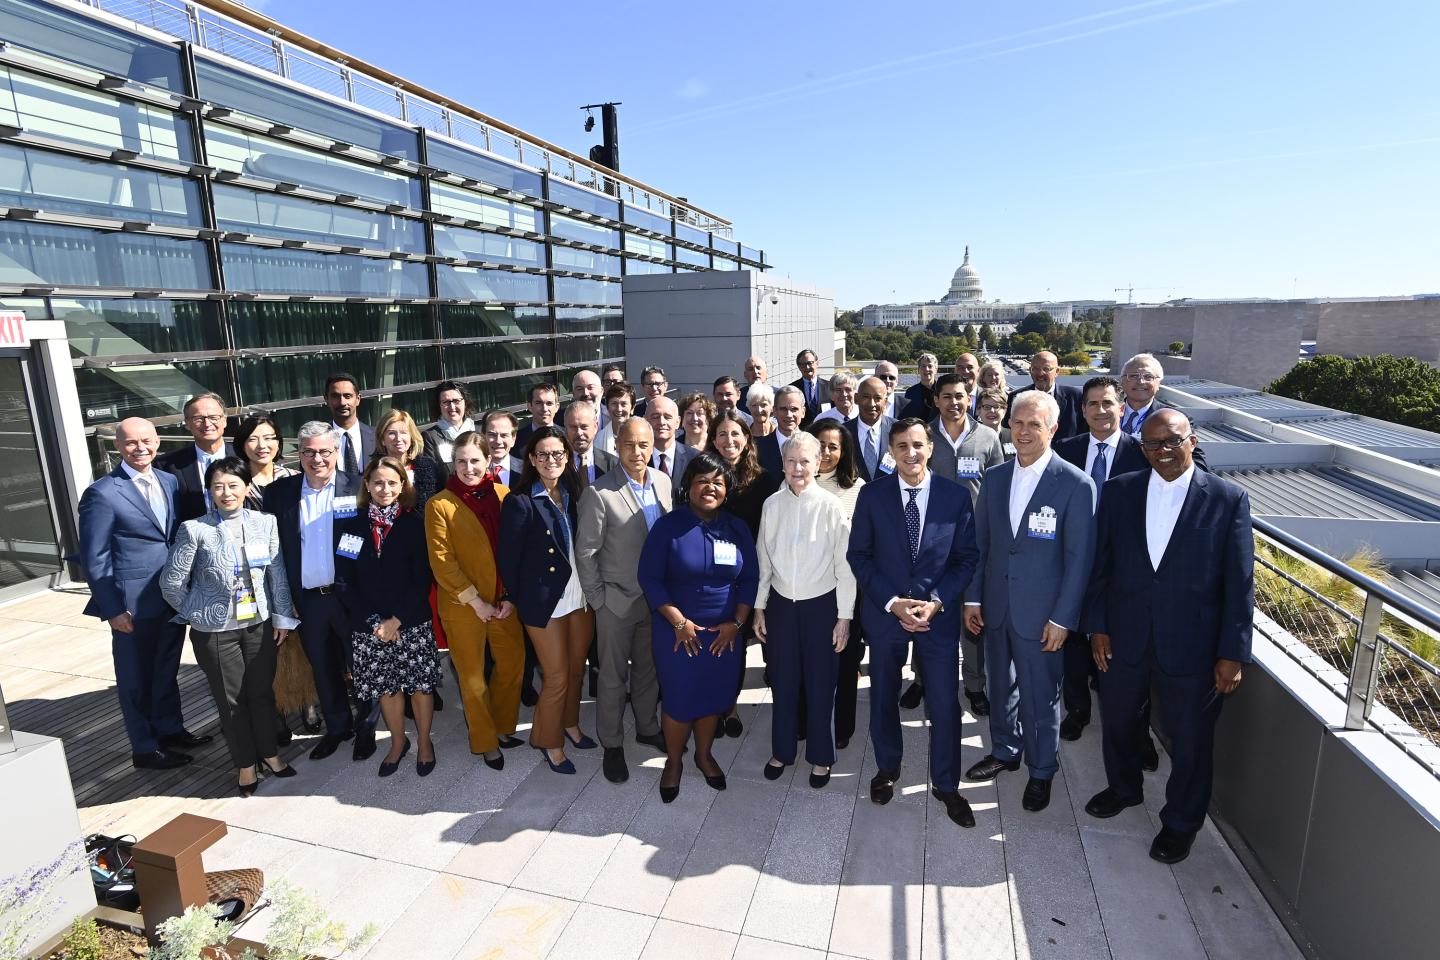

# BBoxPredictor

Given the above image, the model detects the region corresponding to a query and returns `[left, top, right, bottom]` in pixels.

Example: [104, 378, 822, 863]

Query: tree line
[839, 307, 1113, 369]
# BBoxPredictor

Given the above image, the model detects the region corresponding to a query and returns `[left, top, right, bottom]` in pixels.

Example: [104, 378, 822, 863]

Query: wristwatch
[731, 618, 744, 630]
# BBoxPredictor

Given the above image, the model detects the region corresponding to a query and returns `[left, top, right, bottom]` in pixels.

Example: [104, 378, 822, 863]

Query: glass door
[0, 355, 63, 595]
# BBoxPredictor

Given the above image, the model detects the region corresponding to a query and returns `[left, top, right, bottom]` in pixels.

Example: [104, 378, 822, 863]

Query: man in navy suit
[736, 355, 767, 417]
[264, 421, 372, 762]
[1083, 410, 1254, 864]
[644, 396, 694, 482]
[757, 386, 807, 476]
[848, 418, 980, 828]
[325, 372, 374, 475]
[1006, 351, 1085, 440]
[155, 392, 232, 522]
[789, 349, 829, 427]
[846, 376, 895, 482]
[481, 410, 526, 487]
[964, 390, 1096, 813]
[79, 417, 211, 769]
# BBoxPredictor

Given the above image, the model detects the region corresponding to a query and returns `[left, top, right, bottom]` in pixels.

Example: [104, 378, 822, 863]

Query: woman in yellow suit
[425, 430, 526, 769]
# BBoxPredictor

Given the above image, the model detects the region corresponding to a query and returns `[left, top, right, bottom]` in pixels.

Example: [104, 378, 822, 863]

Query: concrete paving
[1, 590, 1303, 959]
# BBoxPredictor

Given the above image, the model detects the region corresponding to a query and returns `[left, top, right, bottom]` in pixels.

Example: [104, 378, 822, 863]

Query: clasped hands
[893, 599, 942, 634]
[468, 597, 515, 623]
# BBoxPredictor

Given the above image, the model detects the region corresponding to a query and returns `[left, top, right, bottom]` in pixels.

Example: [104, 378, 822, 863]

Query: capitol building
[861, 247, 1085, 333]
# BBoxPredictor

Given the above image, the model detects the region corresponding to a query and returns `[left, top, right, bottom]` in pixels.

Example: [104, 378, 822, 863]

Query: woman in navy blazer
[497, 426, 595, 774]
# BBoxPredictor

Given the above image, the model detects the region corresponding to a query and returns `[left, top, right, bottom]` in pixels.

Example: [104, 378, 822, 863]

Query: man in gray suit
[846, 376, 895, 482]
[963, 391, 1096, 813]
[576, 418, 674, 783]
[565, 401, 617, 487]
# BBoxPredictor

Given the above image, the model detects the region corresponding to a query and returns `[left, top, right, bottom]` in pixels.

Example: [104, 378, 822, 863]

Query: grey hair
[917, 353, 938, 366]
[1011, 390, 1060, 429]
[296, 420, 343, 448]
[979, 358, 1007, 385]
[781, 430, 821, 462]
[829, 372, 856, 390]
[774, 384, 805, 404]
[1123, 352, 1164, 376]
[746, 382, 776, 406]
[565, 401, 597, 424]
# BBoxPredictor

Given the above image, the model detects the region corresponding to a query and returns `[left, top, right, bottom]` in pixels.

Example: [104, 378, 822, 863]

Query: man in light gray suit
[846, 376, 896, 482]
[963, 390, 1096, 813]
[576, 417, 674, 783]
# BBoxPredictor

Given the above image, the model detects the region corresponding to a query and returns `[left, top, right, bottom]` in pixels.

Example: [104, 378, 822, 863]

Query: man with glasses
[874, 360, 902, 419]
[481, 410, 524, 487]
[156, 393, 233, 522]
[1007, 352, 1084, 440]
[602, 364, 626, 389]
[1082, 409, 1254, 865]
[789, 349, 828, 427]
[814, 372, 858, 423]
[632, 366, 669, 418]
[265, 421, 372, 761]
[1119, 353, 1166, 438]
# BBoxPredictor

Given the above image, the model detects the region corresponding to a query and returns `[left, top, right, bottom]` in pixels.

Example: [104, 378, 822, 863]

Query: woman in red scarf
[424, 431, 526, 769]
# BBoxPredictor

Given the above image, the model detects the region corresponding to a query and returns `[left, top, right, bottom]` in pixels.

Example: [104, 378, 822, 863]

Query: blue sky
[251, 0, 1438, 308]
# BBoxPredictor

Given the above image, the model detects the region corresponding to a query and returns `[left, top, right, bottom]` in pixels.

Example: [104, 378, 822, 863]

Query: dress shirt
[626, 471, 663, 529]
[814, 406, 854, 424]
[195, 444, 222, 510]
[651, 442, 678, 476]
[937, 417, 974, 457]
[120, 460, 168, 529]
[334, 421, 362, 471]
[1146, 464, 1195, 571]
[754, 482, 856, 618]
[1008, 448, 1053, 537]
[774, 430, 800, 456]
[1083, 430, 1122, 480]
[574, 451, 598, 485]
[856, 418, 885, 461]
[298, 475, 336, 589]
[1122, 401, 1156, 437]
[489, 459, 513, 487]
[884, 470, 934, 612]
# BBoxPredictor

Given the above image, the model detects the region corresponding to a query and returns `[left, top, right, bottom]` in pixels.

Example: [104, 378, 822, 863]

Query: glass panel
[624, 233, 670, 259]
[0, 65, 191, 161]
[675, 222, 707, 246]
[427, 138, 542, 197]
[553, 277, 620, 306]
[463, 373, 542, 413]
[432, 222, 542, 267]
[712, 236, 738, 255]
[549, 213, 619, 249]
[436, 266, 547, 302]
[75, 358, 234, 425]
[0, 141, 200, 225]
[549, 180, 619, 220]
[551, 245, 620, 277]
[234, 346, 434, 409]
[195, 58, 421, 159]
[221, 243, 429, 297]
[57, 297, 225, 357]
[0, 221, 210, 288]
[622, 257, 670, 276]
[429, 181, 540, 232]
[675, 244, 710, 268]
[556, 307, 623, 333]
[0, 0, 184, 89]
[0, 357, 61, 586]
[212, 184, 425, 250]
[711, 255, 739, 272]
[444, 340, 554, 379]
[555, 334, 624, 366]
[623, 205, 670, 235]
[229, 300, 431, 349]
[204, 123, 420, 208]
[441, 303, 549, 338]
[741, 245, 763, 262]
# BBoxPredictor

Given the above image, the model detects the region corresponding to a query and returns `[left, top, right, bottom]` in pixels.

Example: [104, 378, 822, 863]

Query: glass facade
[0, 0, 762, 476]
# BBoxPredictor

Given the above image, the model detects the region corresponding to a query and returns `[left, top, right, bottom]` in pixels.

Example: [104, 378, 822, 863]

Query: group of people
[78, 347, 1252, 865]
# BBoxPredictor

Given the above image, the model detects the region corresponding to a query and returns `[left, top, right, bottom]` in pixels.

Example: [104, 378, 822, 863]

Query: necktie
[905, 488, 921, 562]
[140, 474, 166, 529]
[658, 452, 669, 477]
[863, 429, 878, 477]
[487, 464, 502, 483]
[343, 432, 359, 474]
[1091, 442, 1108, 507]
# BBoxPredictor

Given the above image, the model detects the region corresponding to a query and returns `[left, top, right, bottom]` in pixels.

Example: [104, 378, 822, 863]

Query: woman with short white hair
[752, 431, 856, 789]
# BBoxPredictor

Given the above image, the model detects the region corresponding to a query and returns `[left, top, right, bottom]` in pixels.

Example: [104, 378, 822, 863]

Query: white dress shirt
[490, 459, 514, 487]
[1146, 464, 1195, 570]
[120, 460, 168, 529]
[814, 405, 854, 424]
[1008, 448, 1053, 537]
[754, 482, 856, 618]
[885, 470, 934, 612]
[938, 417, 974, 457]
[1083, 430, 1122, 480]
[651, 441, 679, 476]
[856, 418, 885, 461]
[334, 421, 363, 471]
[298, 475, 336, 589]
[596, 422, 618, 455]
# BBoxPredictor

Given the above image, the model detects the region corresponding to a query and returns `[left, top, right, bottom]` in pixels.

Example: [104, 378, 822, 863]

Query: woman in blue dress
[638, 451, 759, 802]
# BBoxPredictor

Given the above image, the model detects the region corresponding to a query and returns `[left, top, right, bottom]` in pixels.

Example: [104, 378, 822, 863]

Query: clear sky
[248, 0, 1439, 308]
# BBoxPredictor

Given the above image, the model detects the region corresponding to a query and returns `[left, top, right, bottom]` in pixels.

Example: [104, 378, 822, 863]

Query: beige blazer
[575, 466, 673, 617]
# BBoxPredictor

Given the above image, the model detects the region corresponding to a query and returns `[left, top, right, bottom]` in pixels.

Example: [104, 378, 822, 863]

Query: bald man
[955, 353, 981, 416]
[80, 418, 210, 769]
[645, 395, 695, 480]
[571, 369, 607, 429]
[1006, 351, 1085, 440]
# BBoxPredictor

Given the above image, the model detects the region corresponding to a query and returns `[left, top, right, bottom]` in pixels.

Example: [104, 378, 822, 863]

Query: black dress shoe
[160, 730, 213, 749]
[899, 681, 924, 710]
[132, 749, 192, 770]
[1085, 787, 1143, 820]
[301, 707, 323, 734]
[308, 731, 353, 761]
[603, 747, 629, 783]
[417, 745, 436, 777]
[763, 760, 787, 781]
[723, 715, 743, 738]
[1140, 736, 1160, 772]
[379, 737, 411, 777]
[262, 761, 297, 779]
[634, 731, 667, 753]
[659, 761, 681, 803]
[520, 684, 539, 708]
[1150, 826, 1197, 864]
[965, 754, 1021, 782]
[965, 691, 990, 717]
[870, 768, 899, 805]
[1021, 777, 1052, 812]
[352, 727, 377, 762]
[433, 689, 444, 712]
[932, 789, 976, 828]
[695, 758, 726, 791]
[1059, 712, 1090, 742]
[835, 736, 850, 750]
[809, 767, 831, 789]
[498, 735, 525, 749]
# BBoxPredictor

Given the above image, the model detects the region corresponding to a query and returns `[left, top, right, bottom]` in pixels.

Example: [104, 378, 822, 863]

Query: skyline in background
[237, 0, 1438, 308]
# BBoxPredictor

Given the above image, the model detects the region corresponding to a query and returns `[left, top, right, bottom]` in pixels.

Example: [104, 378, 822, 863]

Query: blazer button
[548, 547, 555, 554]
[548, 566, 556, 573]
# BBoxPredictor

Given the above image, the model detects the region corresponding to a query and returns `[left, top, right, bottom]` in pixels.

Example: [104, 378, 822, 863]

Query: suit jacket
[927, 418, 1005, 506]
[425, 484, 510, 609]
[965, 453, 1096, 637]
[488, 455, 526, 488]
[335, 509, 434, 632]
[650, 443, 694, 484]
[756, 430, 802, 479]
[846, 416, 896, 482]
[161, 510, 298, 631]
[79, 466, 180, 621]
[420, 420, 477, 482]
[790, 376, 830, 427]
[1055, 431, 1150, 489]
[335, 422, 375, 474]
[409, 455, 440, 511]
[899, 382, 937, 423]
[1083, 468, 1254, 674]
[575, 467, 674, 616]
[574, 447, 618, 488]
[497, 483, 582, 628]
[1006, 384, 1086, 440]
[516, 420, 561, 449]
[846, 472, 979, 640]
[263, 470, 362, 598]
[155, 443, 234, 523]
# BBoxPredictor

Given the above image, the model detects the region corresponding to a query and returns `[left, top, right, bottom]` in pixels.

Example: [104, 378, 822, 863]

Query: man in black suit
[758, 385, 807, 476]
[480, 410, 525, 487]
[632, 366, 669, 419]
[325, 372, 374, 475]
[644, 395, 693, 481]
[565, 400, 617, 487]
[516, 382, 561, 447]
[789, 349, 828, 427]
[155, 392, 232, 522]
[1083, 409, 1254, 864]
[1007, 351, 1085, 440]
[264, 421, 374, 762]
[737, 355, 767, 417]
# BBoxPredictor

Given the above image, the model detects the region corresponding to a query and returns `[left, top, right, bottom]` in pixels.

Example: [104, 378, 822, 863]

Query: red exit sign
[0, 310, 28, 348]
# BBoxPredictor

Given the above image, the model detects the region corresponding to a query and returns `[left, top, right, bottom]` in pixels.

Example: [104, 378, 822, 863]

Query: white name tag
[1028, 506, 1058, 540]
[713, 540, 739, 566]
[246, 548, 270, 568]
[336, 532, 364, 559]
[956, 456, 982, 479]
[879, 451, 897, 474]
[1002, 442, 1017, 457]
[333, 496, 358, 518]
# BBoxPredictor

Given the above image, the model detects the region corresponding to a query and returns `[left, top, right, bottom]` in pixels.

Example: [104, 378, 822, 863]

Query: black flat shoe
[899, 681, 924, 710]
[1150, 826, 1197, 864]
[763, 760, 787, 781]
[482, 750, 504, 771]
[932, 789, 976, 827]
[352, 726, 377, 762]
[1022, 777, 1052, 812]
[634, 732, 667, 753]
[809, 767, 831, 789]
[659, 761, 681, 803]
[724, 715, 743, 738]
[378, 737, 411, 777]
[870, 769, 899, 805]
[498, 735, 525, 749]
[603, 747, 628, 783]
[695, 758, 726, 791]
[417, 745, 436, 777]
[1085, 787, 1143, 819]
[965, 754, 1021, 782]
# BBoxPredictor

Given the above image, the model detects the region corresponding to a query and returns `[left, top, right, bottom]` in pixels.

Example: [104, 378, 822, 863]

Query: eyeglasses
[532, 450, 568, 462]
[1139, 434, 1193, 452]
[1123, 373, 1160, 383]
[879, 375, 898, 381]
[980, 403, 1007, 413]
[299, 448, 336, 459]
[188, 414, 225, 424]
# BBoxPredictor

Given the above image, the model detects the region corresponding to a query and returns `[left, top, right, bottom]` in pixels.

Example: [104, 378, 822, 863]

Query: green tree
[1010, 332, 1048, 356]
[978, 323, 994, 346]
[1018, 311, 1054, 336]
[926, 317, 949, 335]
[1059, 349, 1092, 367]
[1268, 355, 1440, 433]
[1167, 340, 1186, 354]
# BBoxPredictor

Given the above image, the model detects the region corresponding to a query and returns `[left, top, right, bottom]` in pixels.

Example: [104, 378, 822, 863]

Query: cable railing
[1253, 516, 1440, 776]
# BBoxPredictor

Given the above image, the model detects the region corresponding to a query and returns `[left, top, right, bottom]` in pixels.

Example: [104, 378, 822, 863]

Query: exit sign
[0, 311, 28, 348]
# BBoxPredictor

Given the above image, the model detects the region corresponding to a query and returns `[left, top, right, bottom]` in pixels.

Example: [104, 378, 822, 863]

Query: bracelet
[672, 619, 687, 631]
[732, 619, 744, 630]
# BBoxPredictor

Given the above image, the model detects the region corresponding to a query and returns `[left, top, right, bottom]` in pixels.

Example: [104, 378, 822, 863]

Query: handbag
[85, 832, 140, 911]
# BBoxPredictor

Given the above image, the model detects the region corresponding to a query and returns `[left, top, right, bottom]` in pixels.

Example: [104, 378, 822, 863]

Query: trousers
[192, 622, 278, 767]
[595, 600, 660, 749]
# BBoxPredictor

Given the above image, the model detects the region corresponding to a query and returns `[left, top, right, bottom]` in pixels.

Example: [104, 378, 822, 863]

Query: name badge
[1027, 506, 1058, 540]
[336, 533, 364, 559]
[234, 581, 258, 621]
[333, 495, 358, 519]
[879, 451, 897, 475]
[1002, 442, 1017, 457]
[956, 456, 982, 479]
[246, 548, 270, 568]
[712, 540, 739, 566]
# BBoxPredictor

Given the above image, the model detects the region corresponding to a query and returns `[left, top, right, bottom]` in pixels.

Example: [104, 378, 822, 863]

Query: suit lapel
[114, 469, 166, 534]
[1017, 458, 1063, 540]
[1155, 470, 1208, 574]
[992, 460, 1017, 544]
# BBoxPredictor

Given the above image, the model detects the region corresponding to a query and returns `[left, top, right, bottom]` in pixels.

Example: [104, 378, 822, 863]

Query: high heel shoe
[482, 749, 504, 771]
[695, 757, 727, 791]
[535, 746, 576, 775]
[378, 737, 410, 777]
[262, 759, 297, 778]
[498, 735, 525, 749]
[564, 729, 597, 750]
[238, 768, 259, 798]
[301, 705, 323, 734]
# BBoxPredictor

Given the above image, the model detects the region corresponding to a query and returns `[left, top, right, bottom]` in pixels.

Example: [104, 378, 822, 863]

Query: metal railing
[1253, 516, 1440, 774]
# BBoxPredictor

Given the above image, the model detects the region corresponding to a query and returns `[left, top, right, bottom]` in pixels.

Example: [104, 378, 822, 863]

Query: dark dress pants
[192, 622, 279, 767]
[297, 589, 355, 737]
[869, 624, 964, 792]
[834, 613, 864, 743]
[1062, 629, 1096, 718]
[766, 591, 839, 767]
[112, 616, 186, 754]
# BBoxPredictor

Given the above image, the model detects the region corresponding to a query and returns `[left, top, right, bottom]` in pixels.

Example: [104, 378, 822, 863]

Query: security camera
[767, 293, 779, 305]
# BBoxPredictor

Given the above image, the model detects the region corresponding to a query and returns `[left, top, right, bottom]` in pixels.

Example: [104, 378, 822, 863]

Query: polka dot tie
[905, 487, 921, 562]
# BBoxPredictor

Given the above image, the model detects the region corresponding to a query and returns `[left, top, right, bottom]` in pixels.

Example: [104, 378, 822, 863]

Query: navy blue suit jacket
[497, 483, 582, 628]
[847, 472, 979, 641]
[1055, 431, 1149, 486]
[1083, 468, 1255, 675]
[335, 509, 434, 632]
[155, 442, 234, 523]
[263, 470, 362, 598]
[1006, 384, 1086, 440]
[79, 466, 180, 621]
